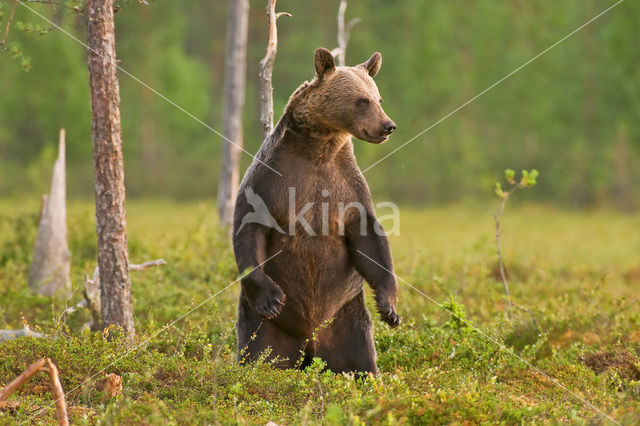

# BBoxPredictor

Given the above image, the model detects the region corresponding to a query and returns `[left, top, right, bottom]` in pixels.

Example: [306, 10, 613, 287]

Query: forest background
[1, 0, 638, 209]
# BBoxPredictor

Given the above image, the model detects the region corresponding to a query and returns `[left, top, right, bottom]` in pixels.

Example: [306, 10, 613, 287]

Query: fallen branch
[258, 0, 290, 139]
[0, 358, 46, 401]
[0, 326, 45, 342]
[45, 358, 68, 425]
[0, 357, 68, 426]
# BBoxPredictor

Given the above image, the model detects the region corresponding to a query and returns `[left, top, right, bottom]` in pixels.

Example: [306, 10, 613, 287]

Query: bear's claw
[255, 288, 286, 320]
[378, 305, 401, 328]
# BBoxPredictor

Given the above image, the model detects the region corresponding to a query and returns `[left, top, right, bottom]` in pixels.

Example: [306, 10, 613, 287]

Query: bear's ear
[315, 48, 336, 79]
[358, 52, 382, 78]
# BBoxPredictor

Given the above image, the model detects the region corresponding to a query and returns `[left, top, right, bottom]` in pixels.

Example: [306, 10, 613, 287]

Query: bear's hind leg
[315, 291, 378, 374]
[237, 296, 306, 368]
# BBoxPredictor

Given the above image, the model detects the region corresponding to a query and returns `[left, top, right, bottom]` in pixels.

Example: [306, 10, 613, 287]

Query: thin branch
[128, 258, 166, 271]
[45, 359, 69, 426]
[1, 0, 18, 47]
[494, 184, 521, 322]
[0, 358, 69, 425]
[258, 0, 290, 139]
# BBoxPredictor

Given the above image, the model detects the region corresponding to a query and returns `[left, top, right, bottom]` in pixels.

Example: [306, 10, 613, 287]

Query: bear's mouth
[362, 129, 388, 143]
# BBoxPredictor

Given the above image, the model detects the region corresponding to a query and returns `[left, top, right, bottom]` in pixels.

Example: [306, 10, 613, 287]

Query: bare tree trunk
[259, 0, 290, 140]
[218, 0, 249, 227]
[334, 0, 359, 67]
[87, 0, 134, 335]
[138, 4, 161, 191]
[29, 129, 71, 298]
[577, 0, 596, 207]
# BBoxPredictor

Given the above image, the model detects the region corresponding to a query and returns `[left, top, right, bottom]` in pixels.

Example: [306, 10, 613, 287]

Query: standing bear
[233, 48, 400, 374]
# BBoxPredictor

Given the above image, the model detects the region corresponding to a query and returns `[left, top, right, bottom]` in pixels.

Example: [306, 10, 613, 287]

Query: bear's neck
[280, 111, 352, 165]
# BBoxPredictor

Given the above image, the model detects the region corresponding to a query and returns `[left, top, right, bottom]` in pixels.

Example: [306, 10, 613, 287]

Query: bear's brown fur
[233, 48, 399, 374]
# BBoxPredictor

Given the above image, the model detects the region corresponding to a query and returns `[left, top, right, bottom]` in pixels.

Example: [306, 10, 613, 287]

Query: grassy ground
[0, 199, 639, 424]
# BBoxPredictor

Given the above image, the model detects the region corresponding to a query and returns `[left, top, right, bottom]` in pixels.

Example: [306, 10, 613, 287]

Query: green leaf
[504, 169, 515, 184]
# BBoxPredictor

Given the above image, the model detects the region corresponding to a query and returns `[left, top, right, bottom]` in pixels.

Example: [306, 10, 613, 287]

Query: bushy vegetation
[1, 200, 639, 424]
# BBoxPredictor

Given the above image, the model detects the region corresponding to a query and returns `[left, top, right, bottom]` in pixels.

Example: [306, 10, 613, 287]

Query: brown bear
[233, 48, 400, 374]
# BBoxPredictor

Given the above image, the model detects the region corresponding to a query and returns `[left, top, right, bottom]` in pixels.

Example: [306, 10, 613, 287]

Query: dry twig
[0, 357, 68, 426]
[494, 189, 515, 322]
[1, 0, 18, 47]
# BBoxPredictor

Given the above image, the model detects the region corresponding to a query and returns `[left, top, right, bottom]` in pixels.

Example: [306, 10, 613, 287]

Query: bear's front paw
[254, 287, 286, 319]
[378, 304, 401, 328]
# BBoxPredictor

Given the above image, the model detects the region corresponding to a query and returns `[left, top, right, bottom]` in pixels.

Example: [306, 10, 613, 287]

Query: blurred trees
[0, 0, 638, 209]
[218, 0, 249, 227]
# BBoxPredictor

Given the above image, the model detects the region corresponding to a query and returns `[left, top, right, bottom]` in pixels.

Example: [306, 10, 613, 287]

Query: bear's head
[287, 48, 396, 144]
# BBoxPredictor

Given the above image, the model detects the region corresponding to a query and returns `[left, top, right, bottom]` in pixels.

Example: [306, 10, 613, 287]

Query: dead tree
[333, 0, 359, 67]
[29, 129, 71, 298]
[76, 259, 166, 330]
[218, 0, 249, 227]
[258, 0, 290, 139]
[87, 0, 134, 335]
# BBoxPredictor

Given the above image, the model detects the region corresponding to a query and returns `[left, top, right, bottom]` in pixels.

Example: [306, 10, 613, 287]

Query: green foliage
[15, 20, 52, 36]
[0, 1, 639, 206]
[8, 42, 31, 71]
[440, 295, 472, 332]
[495, 168, 540, 199]
[1, 201, 639, 423]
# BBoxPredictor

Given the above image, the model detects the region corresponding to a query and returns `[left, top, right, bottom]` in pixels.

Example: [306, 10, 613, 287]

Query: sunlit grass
[0, 200, 638, 424]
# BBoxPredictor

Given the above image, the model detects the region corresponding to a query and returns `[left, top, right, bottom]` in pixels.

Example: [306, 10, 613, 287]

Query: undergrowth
[1, 200, 639, 424]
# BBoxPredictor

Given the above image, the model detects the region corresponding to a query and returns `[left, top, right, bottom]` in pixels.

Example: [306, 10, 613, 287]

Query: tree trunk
[218, 0, 249, 227]
[87, 0, 134, 335]
[259, 0, 290, 140]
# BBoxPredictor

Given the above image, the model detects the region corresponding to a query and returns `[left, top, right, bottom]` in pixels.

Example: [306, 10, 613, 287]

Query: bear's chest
[266, 160, 361, 236]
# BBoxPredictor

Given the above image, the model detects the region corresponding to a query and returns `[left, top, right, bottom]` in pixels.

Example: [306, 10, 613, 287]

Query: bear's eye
[356, 98, 370, 107]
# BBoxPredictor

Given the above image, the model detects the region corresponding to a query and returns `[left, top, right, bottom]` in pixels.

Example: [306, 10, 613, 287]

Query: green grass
[1, 200, 639, 424]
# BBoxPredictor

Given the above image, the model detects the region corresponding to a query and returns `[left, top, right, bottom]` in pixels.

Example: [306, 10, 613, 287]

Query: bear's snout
[383, 121, 396, 135]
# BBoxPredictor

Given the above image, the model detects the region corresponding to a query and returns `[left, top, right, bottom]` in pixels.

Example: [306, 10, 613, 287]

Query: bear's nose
[383, 121, 396, 135]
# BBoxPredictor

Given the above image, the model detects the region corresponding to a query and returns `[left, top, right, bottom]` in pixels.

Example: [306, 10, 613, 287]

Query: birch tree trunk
[87, 0, 134, 335]
[218, 0, 249, 227]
